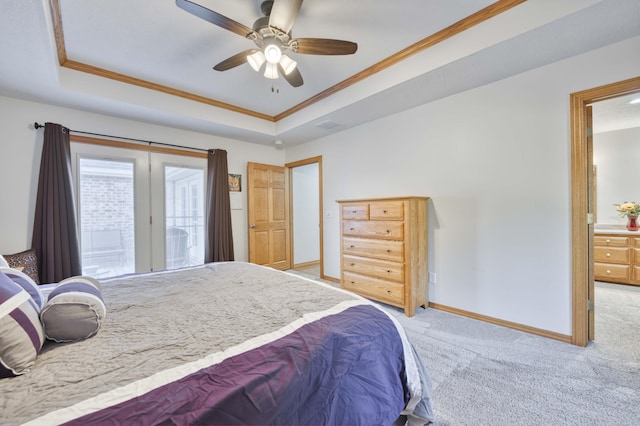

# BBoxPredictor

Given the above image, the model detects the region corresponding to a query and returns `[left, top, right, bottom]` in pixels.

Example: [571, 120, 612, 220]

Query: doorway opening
[286, 156, 324, 280]
[570, 76, 640, 346]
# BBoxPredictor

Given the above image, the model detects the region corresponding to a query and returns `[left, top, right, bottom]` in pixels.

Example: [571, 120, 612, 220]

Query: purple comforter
[69, 305, 412, 425]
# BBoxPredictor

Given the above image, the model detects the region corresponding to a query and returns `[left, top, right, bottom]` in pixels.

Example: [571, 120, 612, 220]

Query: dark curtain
[32, 122, 82, 283]
[205, 149, 234, 262]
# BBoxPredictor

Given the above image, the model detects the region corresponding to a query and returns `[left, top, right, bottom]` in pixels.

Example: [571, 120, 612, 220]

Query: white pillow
[0, 255, 8, 268]
[40, 276, 106, 343]
[0, 271, 45, 378]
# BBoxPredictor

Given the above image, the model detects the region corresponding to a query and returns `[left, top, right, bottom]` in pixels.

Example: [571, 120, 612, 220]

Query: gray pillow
[0, 271, 44, 378]
[0, 267, 44, 311]
[40, 276, 106, 343]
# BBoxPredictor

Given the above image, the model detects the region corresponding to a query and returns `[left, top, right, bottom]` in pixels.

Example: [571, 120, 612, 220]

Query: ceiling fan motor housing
[261, 1, 273, 17]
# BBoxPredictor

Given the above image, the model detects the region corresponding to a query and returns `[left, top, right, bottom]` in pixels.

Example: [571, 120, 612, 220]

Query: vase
[627, 215, 639, 232]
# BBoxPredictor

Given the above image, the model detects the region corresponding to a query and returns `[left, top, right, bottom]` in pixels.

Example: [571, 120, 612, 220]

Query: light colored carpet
[383, 282, 640, 425]
[287, 270, 640, 424]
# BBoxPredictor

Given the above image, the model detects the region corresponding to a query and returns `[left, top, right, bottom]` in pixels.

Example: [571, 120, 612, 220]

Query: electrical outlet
[429, 272, 437, 284]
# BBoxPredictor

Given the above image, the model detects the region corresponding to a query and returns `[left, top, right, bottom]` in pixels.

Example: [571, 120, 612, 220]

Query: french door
[70, 143, 206, 277]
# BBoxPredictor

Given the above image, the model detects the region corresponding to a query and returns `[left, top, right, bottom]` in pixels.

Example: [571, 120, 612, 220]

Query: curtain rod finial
[34, 122, 44, 129]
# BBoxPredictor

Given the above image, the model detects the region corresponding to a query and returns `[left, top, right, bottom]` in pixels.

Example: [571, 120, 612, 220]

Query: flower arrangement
[614, 201, 640, 218]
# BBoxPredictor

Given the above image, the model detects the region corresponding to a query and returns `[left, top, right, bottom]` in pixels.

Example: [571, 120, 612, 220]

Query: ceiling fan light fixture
[279, 54, 297, 75]
[264, 43, 282, 64]
[264, 62, 279, 79]
[247, 50, 266, 72]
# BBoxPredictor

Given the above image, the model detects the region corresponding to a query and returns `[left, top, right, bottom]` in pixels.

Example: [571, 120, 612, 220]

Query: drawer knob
[606, 253, 611, 257]
[383, 210, 388, 213]
[386, 249, 391, 253]
[606, 239, 611, 242]
[606, 270, 611, 274]
[350, 281, 356, 284]
[352, 210, 357, 213]
[386, 229, 390, 233]
[350, 227, 355, 231]
[350, 263, 355, 267]
[387, 270, 391, 273]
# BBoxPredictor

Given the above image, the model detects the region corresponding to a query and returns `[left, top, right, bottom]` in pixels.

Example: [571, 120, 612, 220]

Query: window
[78, 158, 135, 277]
[72, 144, 206, 277]
[165, 166, 205, 269]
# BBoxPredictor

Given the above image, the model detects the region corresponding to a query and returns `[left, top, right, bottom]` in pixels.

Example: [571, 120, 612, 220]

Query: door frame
[285, 156, 324, 279]
[570, 75, 640, 346]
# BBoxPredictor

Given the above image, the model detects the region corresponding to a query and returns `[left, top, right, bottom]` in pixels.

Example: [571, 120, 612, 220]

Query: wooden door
[247, 162, 291, 270]
[586, 105, 595, 341]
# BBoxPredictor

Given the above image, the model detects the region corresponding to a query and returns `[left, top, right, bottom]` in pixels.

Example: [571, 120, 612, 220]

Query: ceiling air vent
[315, 120, 339, 129]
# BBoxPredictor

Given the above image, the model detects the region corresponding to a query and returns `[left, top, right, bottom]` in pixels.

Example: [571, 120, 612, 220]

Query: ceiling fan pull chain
[271, 83, 279, 94]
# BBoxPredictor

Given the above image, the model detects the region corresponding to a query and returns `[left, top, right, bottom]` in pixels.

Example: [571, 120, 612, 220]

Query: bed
[1, 262, 433, 425]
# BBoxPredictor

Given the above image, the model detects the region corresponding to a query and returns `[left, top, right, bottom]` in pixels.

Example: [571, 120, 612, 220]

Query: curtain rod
[33, 122, 211, 153]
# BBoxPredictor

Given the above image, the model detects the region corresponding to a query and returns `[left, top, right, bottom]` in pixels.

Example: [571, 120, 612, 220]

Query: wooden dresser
[594, 233, 640, 286]
[337, 196, 429, 316]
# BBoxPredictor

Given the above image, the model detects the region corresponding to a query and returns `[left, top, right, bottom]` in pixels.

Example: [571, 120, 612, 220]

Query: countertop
[594, 225, 640, 235]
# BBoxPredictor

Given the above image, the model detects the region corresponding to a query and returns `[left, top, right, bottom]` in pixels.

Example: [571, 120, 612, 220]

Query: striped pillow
[41, 276, 106, 343]
[0, 267, 44, 311]
[0, 271, 45, 378]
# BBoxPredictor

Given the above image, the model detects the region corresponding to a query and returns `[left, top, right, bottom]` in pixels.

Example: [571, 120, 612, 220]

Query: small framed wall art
[228, 173, 241, 192]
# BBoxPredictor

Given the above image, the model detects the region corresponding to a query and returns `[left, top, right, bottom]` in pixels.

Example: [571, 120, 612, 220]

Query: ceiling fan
[176, 0, 358, 88]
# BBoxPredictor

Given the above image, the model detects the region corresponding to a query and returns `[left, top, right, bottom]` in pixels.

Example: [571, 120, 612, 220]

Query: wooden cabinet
[594, 233, 640, 286]
[338, 197, 429, 316]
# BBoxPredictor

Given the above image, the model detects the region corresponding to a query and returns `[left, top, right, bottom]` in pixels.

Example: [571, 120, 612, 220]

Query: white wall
[593, 126, 640, 225]
[285, 36, 640, 336]
[292, 163, 319, 264]
[0, 96, 285, 261]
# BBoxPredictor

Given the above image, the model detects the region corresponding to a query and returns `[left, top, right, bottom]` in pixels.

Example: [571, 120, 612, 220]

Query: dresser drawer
[342, 203, 369, 220]
[593, 247, 630, 264]
[634, 265, 640, 284]
[343, 237, 404, 262]
[594, 235, 629, 247]
[343, 271, 404, 306]
[342, 220, 404, 240]
[634, 238, 640, 248]
[370, 202, 404, 220]
[594, 263, 630, 281]
[343, 255, 404, 283]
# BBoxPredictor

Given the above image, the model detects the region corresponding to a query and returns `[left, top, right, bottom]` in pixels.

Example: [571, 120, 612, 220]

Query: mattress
[0, 262, 433, 425]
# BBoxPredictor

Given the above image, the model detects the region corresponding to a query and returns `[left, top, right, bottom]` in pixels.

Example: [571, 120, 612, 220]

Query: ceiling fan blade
[213, 50, 257, 71]
[176, 0, 252, 37]
[269, 0, 303, 34]
[278, 64, 303, 87]
[292, 38, 358, 55]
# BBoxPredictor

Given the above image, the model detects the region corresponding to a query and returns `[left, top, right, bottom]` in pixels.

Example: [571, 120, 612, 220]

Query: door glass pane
[79, 158, 135, 277]
[165, 166, 205, 269]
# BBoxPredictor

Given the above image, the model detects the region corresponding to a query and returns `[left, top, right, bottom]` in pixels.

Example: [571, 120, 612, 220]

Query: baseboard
[320, 273, 571, 344]
[293, 260, 320, 269]
[322, 275, 340, 284]
[428, 302, 573, 344]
